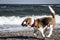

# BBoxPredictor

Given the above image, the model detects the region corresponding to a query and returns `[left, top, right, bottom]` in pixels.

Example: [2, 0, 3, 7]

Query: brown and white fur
[21, 17, 34, 27]
[21, 6, 56, 37]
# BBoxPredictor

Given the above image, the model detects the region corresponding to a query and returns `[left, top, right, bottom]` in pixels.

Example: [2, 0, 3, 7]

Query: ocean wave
[0, 15, 59, 25]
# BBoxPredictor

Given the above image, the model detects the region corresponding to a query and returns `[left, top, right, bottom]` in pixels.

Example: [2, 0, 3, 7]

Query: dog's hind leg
[43, 26, 48, 33]
[46, 25, 53, 37]
[38, 28, 45, 37]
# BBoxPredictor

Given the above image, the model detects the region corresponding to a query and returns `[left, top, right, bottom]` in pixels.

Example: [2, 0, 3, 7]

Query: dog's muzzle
[21, 21, 27, 26]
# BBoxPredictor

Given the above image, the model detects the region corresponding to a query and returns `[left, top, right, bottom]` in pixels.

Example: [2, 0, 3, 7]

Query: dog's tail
[48, 6, 55, 18]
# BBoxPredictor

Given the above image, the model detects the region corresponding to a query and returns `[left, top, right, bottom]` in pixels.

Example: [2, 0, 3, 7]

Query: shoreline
[0, 28, 60, 40]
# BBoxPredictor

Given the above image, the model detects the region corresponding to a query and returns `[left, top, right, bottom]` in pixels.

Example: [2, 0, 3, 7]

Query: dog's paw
[42, 35, 46, 38]
[46, 35, 50, 38]
[34, 33, 37, 36]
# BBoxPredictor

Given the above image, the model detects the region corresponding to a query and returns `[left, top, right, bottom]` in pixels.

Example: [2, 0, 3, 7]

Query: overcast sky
[0, 0, 60, 4]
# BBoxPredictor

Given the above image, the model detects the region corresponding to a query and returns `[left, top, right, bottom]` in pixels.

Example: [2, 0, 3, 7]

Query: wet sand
[0, 28, 60, 40]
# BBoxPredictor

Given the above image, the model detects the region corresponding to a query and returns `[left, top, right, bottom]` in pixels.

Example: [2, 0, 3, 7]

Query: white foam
[0, 15, 60, 25]
[0, 26, 34, 32]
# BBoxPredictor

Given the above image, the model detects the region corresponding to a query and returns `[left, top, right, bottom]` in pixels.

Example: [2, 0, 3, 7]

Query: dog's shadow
[0, 36, 45, 40]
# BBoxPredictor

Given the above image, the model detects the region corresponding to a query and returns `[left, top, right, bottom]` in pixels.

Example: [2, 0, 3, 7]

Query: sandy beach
[0, 28, 60, 40]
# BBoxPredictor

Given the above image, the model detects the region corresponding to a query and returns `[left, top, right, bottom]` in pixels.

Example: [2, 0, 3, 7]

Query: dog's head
[21, 18, 41, 28]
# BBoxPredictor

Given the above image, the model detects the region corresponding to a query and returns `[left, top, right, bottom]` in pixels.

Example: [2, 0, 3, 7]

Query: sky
[0, 0, 60, 4]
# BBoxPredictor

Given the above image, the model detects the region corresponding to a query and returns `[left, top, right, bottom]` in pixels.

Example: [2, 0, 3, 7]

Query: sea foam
[0, 15, 60, 25]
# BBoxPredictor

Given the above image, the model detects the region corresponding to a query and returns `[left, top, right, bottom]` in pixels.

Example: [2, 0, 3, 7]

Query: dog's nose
[21, 23, 23, 26]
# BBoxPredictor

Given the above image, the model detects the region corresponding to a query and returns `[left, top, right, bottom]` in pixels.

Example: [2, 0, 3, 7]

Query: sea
[0, 4, 60, 32]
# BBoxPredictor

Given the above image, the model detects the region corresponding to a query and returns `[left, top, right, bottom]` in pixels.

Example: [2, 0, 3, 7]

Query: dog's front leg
[47, 25, 53, 37]
[33, 27, 38, 37]
[38, 28, 45, 37]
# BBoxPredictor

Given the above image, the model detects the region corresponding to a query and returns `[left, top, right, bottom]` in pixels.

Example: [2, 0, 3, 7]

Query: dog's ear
[31, 24, 34, 27]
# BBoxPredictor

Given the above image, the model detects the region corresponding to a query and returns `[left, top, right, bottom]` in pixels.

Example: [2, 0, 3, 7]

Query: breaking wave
[0, 15, 59, 25]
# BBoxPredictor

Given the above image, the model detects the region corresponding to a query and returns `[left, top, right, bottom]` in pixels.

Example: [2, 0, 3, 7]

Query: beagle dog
[21, 6, 56, 38]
